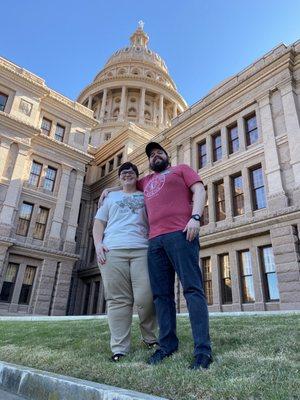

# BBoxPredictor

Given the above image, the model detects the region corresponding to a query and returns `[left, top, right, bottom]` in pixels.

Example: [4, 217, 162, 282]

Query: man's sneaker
[142, 339, 159, 350]
[147, 349, 173, 365]
[189, 354, 212, 370]
[111, 353, 125, 362]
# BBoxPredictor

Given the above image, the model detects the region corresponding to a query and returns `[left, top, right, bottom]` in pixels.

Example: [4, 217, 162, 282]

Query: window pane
[29, 161, 42, 186]
[262, 246, 279, 301]
[215, 181, 226, 221]
[0, 92, 8, 111]
[44, 167, 56, 191]
[18, 266, 36, 305]
[41, 118, 52, 135]
[240, 251, 255, 302]
[0, 263, 19, 302]
[241, 276, 255, 302]
[198, 142, 207, 168]
[33, 207, 49, 240]
[55, 124, 65, 141]
[202, 258, 213, 305]
[17, 203, 33, 236]
[255, 187, 266, 209]
[252, 168, 264, 189]
[266, 273, 280, 301]
[262, 247, 275, 273]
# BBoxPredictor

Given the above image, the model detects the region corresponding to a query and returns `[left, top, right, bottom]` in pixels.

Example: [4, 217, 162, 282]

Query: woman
[93, 162, 157, 361]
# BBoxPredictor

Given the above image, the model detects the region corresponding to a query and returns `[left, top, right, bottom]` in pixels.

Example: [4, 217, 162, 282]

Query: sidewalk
[0, 361, 168, 400]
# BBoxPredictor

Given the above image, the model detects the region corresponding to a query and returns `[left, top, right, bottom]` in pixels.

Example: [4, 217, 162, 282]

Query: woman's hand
[96, 242, 109, 265]
[98, 190, 109, 208]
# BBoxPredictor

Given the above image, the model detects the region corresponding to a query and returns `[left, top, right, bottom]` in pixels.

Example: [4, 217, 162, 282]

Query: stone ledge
[0, 361, 168, 400]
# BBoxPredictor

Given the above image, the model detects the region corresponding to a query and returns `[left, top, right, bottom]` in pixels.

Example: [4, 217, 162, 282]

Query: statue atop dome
[130, 22, 149, 47]
[138, 20, 144, 30]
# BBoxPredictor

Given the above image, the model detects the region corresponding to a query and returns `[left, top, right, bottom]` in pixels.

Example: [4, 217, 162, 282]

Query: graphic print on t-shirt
[144, 174, 166, 198]
[116, 195, 145, 214]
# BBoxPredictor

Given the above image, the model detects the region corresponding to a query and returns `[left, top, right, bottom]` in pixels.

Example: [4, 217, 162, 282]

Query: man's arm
[93, 219, 108, 264]
[98, 186, 121, 208]
[183, 182, 206, 242]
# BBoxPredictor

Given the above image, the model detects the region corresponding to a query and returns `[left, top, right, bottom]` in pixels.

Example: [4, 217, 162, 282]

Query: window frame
[202, 257, 213, 305]
[18, 266, 37, 305]
[228, 124, 239, 154]
[197, 141, 207, 169]
[260, 246, 280, 302]
[0, 92, 9, 112]
[239, 250, 255, 303]
[245, 114, 258, 146]
[44, 166, 57, 191]
[54, 123, 65, 142]
[250, 165, 266, 210]
[33, 206, 49, 240]
[0, 263, 19, 303]
[219, 254, 232, 304]
[28, 161, 43, 187]
[41, 117, 52, 136]
[214, 180, 226, 221]
[16, 202, 34, 236]
[212, 132, 222, 162]
[231, 173, 244, 216]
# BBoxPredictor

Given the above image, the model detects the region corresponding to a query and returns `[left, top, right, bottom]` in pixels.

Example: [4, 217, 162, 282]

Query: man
[93, 162, 157, 362]
[136, 142, 212, 369]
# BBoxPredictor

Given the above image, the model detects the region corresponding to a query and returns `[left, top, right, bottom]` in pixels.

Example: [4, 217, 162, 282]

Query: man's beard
[150, 158, 169, 172]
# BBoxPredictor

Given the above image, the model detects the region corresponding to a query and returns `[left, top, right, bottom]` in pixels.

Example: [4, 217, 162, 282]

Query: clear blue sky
[1, 0, 300, 105]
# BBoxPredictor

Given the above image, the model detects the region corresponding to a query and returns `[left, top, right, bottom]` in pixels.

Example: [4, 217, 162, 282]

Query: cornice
[32, 133, 94, 164]
[0, 111, 41, 137]
[77, 75, 187, 108]
[170, 48, 295, 135]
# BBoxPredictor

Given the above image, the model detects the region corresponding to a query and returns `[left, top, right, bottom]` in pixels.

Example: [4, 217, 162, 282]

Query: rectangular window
[0, 92, 8, 112]
[16, 202, 34, 236]
[215, 180, 226, 221]
[261, 246, 279, 301]
[108, 159, 114, 172]
[212, 133, 222, 162]
[100, 165, 106, 177]
[198, 141, 207, 169]
[228, 124, 239, 154]
[239, 250, 255, 303]
[117, 153, 123, 166]
[245, 114, 258, 146]
[28, 161, 42, 187]
[54, 124, 65, 142]
[18, 266, 36, 305]
[220, 254, 232, 304]
[232, 174, 244, 216]
[33, 207, 49, 240]
[92, 281, 100, 314]
[44, 167, 57, 191]
[202, 258, 213, 305]
[0, 263, 19, 302]
[250, 166, 266, 210]
[41, 118, 52, 136]
[200, 186, 209, 226]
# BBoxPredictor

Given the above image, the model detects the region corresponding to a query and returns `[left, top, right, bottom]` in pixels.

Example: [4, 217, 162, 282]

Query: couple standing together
[93, 142, 212, 370]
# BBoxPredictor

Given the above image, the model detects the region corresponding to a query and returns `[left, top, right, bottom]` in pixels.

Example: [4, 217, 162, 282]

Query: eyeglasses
[120, 171, 136, 177]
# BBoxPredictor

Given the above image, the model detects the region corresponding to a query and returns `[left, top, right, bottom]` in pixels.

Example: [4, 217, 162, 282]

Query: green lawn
[0, 315, 299, 400]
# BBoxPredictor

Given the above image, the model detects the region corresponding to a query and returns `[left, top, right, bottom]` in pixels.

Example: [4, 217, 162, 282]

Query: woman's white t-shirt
[95, 190, 149, 249]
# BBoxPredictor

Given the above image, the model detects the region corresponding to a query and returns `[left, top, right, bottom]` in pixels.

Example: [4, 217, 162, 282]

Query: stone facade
[0, 25, 300, 316]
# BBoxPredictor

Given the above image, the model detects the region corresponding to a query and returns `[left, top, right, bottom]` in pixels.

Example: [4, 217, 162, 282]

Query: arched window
[128, 108, 137, 117]
[144, 110, 151, 120]
[113, 108, 119, 117]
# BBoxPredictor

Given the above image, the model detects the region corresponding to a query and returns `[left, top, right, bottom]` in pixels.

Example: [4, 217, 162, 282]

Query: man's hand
[96, 242, 109, 265]
[183, 218, 200, 242]
[98, 190, 109, 208]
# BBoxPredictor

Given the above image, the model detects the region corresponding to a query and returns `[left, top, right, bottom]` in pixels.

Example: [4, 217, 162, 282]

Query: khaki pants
[100, 248, 157, 354]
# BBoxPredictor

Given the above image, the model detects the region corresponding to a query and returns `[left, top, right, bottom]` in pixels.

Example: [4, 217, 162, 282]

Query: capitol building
[0, 24, 299, 316]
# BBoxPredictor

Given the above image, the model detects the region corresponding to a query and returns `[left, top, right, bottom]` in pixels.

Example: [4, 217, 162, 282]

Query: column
[211, 254, 221, 311]
[257, 92, 288, 209]
[230, 250, 242, 311]
[206, 135, 212, 167]
[0, 145, 28, 235]
[153, 99, 158, 127]
[48, 165, 72, 249]
[0, 137, 12, 178]
[279, 80, 300, 203]
[50, 259, 75, 315]
[221, 126, 229, 160]
[242, 166, 253, 219]
[118, 86, 127, 121]
[87, 95, 92, 109]
[139, 88, 146, 124]
[64, 172, 85, 252]
[33, 258, 58, 315]
[0, 244, 10, 281]
[159, 94, 164, 127]
[207, 183, 216, 229]
[99, 88, 108, 122]
[182, 138, 192, 165]
[173, 103, 178, 119]
[224, 175, 233, 223]
[237, 117, 246, 152]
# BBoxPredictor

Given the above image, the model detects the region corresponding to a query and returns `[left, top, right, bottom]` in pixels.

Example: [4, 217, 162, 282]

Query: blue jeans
[147, 230, 211, 357]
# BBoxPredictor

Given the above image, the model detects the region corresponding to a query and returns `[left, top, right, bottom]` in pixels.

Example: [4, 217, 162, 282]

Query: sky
[1, 0, 300, 106]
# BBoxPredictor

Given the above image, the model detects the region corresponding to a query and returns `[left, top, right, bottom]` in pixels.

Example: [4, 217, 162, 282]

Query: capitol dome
[77, 23, 187, 147]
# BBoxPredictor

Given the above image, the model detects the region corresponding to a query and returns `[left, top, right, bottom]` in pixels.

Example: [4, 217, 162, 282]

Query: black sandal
[111, 353, 125, 362]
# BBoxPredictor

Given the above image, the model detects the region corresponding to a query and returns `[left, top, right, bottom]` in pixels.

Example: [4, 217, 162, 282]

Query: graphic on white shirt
[116, 195, 145, 214]
[144, 174, 166, 198]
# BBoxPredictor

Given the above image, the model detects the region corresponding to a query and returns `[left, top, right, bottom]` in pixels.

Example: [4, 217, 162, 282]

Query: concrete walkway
[0, 361, 168, 400]
[0, 309, 299, 322]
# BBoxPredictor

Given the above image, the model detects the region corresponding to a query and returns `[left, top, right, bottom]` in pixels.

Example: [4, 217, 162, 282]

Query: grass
[0, 314, 299, 400]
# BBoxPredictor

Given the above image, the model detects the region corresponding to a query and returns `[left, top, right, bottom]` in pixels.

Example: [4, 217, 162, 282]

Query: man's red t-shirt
[137, 164, 202, 239]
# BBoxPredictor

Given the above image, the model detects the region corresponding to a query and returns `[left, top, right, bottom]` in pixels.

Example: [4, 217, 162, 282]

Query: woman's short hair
[118, 162, 139, 177]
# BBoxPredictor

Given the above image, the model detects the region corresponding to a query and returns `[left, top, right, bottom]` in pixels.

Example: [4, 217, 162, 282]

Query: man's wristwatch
[191, 214, 201, 222]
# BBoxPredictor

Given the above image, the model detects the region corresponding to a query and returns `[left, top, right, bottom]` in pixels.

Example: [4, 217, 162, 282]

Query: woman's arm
[93, 219, 109, 264]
